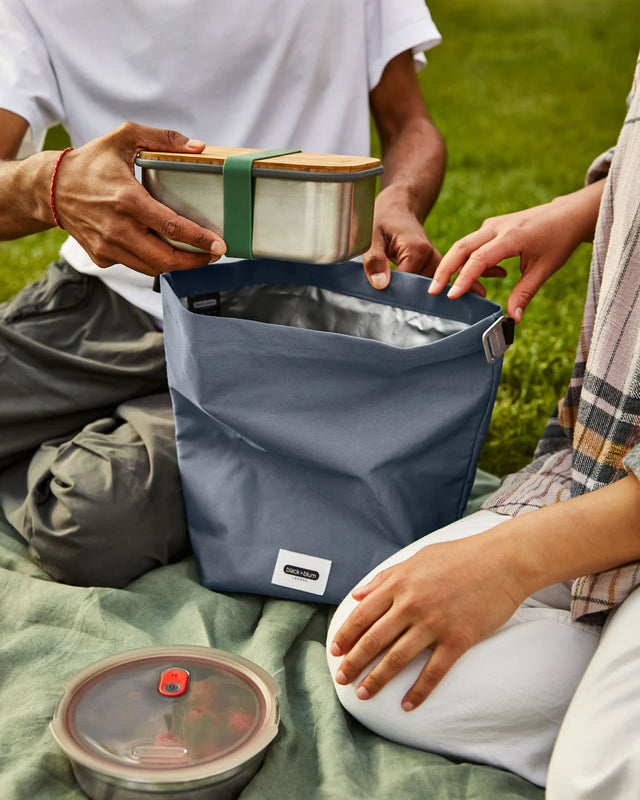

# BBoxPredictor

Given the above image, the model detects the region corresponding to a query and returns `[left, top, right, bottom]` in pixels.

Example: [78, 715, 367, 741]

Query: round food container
[50, 646, 280, 800]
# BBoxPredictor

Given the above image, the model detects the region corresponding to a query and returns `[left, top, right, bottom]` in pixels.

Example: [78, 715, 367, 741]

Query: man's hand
[365, 50, 446, 290]
[428, 180, 605, 321]
[51, 122, 227, 276]
[363, 185, 441, 289]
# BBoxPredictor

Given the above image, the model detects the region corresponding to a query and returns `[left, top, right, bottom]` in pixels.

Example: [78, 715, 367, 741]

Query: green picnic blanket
[0, 472, 543, 800]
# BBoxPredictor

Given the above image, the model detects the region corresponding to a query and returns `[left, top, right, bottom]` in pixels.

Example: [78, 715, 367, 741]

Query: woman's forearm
[490, 474, 640, 600]
[429, 177, 608, 319]
[547, 177, 606, 246]
[331, 473, 640, 709]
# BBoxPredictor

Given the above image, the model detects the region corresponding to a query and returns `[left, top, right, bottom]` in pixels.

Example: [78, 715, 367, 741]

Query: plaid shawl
[484, 52, 640, 624]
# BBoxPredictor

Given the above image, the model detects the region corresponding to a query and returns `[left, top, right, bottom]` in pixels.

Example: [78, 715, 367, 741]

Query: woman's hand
[330, 528, 527, 711]
[330, 473, 640, 711]
[428, 180, 605, 321]
[52, 121, 227, 276]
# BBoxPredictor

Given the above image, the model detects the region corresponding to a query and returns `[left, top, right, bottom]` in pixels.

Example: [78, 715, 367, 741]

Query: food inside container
[50, 646, 280, 800]
[135, 146, 383, 263]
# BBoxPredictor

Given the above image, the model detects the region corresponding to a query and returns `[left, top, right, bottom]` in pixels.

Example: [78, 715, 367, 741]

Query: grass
[414, 0, 638, 475]
[1, 0, 638, 476]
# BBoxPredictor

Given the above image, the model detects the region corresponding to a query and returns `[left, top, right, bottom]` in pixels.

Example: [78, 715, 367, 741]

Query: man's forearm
[362, 49, 445, 285]
[0, 151, 57, 239]
[377, 113, 446, 222]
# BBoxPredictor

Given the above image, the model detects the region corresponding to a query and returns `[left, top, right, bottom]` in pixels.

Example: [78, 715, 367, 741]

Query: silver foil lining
[185, 284, 469, 348]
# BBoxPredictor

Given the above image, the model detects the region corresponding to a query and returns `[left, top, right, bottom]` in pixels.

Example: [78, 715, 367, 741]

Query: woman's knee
[547, 589, 640, 799]
[327, 599, 599, 787]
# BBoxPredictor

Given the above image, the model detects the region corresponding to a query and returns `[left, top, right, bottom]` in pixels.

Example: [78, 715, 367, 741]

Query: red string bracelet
[49, 146, 74, 229]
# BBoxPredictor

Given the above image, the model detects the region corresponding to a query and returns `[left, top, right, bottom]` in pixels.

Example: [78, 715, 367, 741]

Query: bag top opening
[182, 283, 469, 348]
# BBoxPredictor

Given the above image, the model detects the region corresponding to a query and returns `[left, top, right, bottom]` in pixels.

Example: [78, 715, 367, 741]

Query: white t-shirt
[0, 0, 441, 323]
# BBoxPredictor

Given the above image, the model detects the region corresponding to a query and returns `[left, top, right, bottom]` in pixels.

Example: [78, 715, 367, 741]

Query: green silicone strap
[223, 148, 301, 259]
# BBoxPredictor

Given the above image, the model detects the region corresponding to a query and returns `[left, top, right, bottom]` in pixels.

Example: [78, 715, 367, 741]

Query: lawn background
[1, 0, 638, 477]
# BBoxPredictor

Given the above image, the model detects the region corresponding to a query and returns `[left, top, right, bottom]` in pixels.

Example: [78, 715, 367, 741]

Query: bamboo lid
[137, 145, 381, 174]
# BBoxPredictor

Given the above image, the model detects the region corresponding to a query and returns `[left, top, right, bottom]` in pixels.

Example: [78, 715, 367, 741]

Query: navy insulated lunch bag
[161, 259, 512, 604]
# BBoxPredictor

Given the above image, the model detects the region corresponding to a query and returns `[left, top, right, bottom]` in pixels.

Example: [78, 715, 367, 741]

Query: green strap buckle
[222, 148, 301, 259]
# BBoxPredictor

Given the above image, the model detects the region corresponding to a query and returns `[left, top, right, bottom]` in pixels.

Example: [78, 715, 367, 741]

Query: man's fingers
[113, 121, 206, 156]
[135, 193, 226, 257]
[88, 234, 214, 276]
[89, 240, 164, 275]
[394, 236, 441, 277]
[134, 229, 221, 273]
[51, 124, 221, 276]
[363, 234, 391, 290]
[482, 265, 508, 279]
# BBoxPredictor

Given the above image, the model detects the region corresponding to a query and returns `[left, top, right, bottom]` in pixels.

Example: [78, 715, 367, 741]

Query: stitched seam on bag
[456, 361, 502, 517]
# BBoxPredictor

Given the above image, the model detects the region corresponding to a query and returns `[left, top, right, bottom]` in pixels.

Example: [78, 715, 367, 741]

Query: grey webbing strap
[482, 316, 515, 364]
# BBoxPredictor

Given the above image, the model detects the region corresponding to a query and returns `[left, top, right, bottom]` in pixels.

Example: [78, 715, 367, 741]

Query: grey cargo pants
[0, 260, 190, 586]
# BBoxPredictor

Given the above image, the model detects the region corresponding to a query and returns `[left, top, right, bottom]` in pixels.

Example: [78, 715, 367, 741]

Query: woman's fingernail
[514, 307, 523, 323]
[428, 279, 442, 295]
[402, 700, 415, 712]
[447, 285, 460, 299]
[335, 670, 348, 685]
[186, 138, 206, 149]
[211, 240, 226, 255]
[330, 642, 342, 657]
[356, 685, 370, 700]
[370, 273, 388, 290]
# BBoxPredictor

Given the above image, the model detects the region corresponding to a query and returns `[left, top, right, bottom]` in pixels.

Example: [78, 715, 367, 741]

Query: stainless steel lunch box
[50, 646, 280, 800]
[136, 146, 383, 263]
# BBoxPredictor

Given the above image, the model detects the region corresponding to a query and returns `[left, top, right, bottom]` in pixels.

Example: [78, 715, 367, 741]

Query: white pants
[326, 511, 601, 788]
[546, 583, 640, 799]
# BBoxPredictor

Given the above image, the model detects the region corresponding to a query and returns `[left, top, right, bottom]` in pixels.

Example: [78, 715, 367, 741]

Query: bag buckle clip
[482, 316, 515, 364]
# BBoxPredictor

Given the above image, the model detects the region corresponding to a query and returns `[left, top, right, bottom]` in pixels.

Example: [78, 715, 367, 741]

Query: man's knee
[2, 419, 189, 587]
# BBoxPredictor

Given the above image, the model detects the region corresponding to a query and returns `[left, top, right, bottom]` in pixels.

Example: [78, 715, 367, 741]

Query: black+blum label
[271, 549, 331, 596]
[284, 564, 320, 581]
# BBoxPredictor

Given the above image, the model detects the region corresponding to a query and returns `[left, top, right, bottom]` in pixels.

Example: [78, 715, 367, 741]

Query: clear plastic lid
[50, 647, 280, 782]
